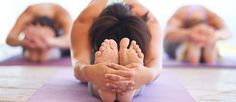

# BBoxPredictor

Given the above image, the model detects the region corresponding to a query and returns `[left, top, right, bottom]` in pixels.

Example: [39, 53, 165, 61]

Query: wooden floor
[0, 66, 236, 102]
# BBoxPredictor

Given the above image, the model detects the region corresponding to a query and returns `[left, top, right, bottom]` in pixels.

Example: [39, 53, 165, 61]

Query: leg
[118, 38, 144, 102]
[38, 49, 49, 62]
[202, 43, 218, 64]
[94, 39, 119, 102]
[24, 48, 38, 62]
[185, 42, 201, 64]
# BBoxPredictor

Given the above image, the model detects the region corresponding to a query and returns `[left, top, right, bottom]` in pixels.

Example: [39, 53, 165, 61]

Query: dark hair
[31, 16, 59, 36]
[89, 3, 150, 57]
[185, 18, 208, 28]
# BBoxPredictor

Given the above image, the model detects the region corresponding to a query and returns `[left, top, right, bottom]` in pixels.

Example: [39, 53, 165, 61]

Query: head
[24, 16, 58, 37]
[89, 3, 150, 56]
[185, 5, 208, 28]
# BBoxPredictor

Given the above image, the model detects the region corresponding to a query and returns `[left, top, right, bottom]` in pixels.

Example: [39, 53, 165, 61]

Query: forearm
[133, 65, 161, 89]
[74, 62, 90, 83]
[145, 57, 162, 82]
[165, 28, 189, 43]
[6, 34, 22, 46]
[49, 34, 70, 48]
[215, 28, 231, 40]
[72, 52, 93, 83]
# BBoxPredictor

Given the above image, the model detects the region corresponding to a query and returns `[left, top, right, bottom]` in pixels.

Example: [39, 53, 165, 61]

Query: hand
[187, 24, 215, 47]
[82, 63, 135, 92]
[202, 25, 216, 45]
[23, 25, 49, 49]
[38, 26, 56, 47]
[105, 63, 148, 93]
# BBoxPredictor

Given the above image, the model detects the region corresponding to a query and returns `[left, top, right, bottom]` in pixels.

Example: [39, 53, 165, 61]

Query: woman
[165, 5, 231, 64]
[71, 0, 162, 102]
[6, 3, 72, 62]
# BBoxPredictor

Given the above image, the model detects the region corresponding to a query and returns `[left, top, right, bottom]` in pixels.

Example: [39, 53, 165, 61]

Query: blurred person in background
[165, 5, 231, 64]
[6, 3, 72, 62]
[71, 0, 162, 102]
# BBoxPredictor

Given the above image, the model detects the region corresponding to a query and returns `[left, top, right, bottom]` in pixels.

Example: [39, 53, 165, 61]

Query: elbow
[5, 35, 14, 46]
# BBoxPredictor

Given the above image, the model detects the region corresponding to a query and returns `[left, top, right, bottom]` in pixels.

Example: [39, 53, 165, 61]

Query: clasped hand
[83, 62, 144, 94]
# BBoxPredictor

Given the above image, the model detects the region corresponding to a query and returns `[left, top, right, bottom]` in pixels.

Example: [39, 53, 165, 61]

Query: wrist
[215, 30, 222, 41]
[48, 38, 57, 48]
[133, 66, 153, 88]
[74, 63, 91, 82]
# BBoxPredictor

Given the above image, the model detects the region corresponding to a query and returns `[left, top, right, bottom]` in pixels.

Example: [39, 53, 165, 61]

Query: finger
[105, 83, 118, 89]
[108, 63, 131, 71]
[105, 74, 126, 81]
[114, 81, 135, 92]
[111, 70, 134, 78]
[33, 36, 47, 49]
[115, 80, 135, 87]
[125, 63, 139, 68]
[22, 39, 35, 49]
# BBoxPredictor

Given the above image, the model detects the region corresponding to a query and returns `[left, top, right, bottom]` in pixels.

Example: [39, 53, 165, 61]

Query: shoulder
[77, 0, 107, 22]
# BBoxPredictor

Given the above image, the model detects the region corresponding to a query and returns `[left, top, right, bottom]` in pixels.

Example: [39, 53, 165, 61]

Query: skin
[71, 0, 162, 101]
[93, 38, 144, 102]
[6, 3, 72, 62]
[165, 5, 231, 64]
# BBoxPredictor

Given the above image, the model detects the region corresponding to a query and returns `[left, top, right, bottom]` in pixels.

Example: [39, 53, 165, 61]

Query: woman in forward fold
[165, 5, 231, 64]
[6, 3, 72, 62]
[71, 0, 162, 102]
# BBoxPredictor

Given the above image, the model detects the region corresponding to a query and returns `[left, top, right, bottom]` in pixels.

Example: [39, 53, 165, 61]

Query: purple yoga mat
[0, 55, 72, 66]
[27, 70, 194, 102]
[163, 54, 236, 68]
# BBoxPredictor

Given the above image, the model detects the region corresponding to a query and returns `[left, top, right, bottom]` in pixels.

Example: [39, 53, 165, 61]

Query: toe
[99, 42, 107, 51]
[119, 38, 130, 50]
[109, 39, 118, 50]
[129, 40, 136, 49]
[133, 44, 141, 53]
[136, 49, 142, 54]
[104, 39, 109, 43]
[95, 51, 102, 58]
[138, 53, 144, 59]
[99, 45, 106, 51]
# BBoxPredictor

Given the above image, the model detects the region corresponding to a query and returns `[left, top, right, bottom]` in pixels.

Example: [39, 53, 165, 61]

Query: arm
[144, 11, 163, 83]
[165, 7, 190, 43]
[47, 5, 73, 48]
[71, 0, 110, 82]
[6, 6, 34, 46]
[71, 7, 95, 82]
[207, 9, 231, 40]
[129, 0, 163, 83]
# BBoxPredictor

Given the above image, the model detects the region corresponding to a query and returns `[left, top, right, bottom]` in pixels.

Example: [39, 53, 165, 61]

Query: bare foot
[119, 38, 144, 66]
[94, 39, 118, 102]
[118, 38, 144, 102]
[95, 39, 118, 64]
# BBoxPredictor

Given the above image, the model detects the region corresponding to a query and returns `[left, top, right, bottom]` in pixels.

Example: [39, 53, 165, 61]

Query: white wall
[0, 0, 235, 58]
